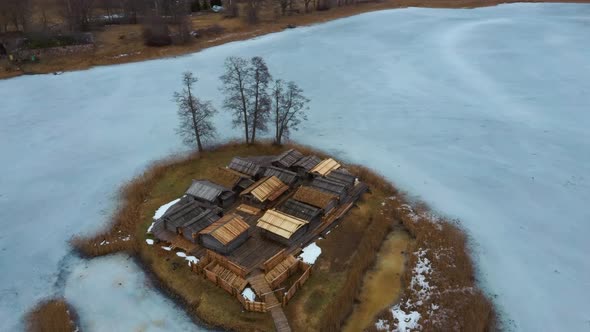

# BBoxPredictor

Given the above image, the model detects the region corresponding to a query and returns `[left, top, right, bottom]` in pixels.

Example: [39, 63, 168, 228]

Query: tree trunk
[237, 74, 250, 144]
[251, 83, 259, 144]
[187, 87, 203, 152]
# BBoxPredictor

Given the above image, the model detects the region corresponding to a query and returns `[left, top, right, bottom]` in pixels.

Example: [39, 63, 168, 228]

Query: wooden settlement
[150, 149, 368, 331]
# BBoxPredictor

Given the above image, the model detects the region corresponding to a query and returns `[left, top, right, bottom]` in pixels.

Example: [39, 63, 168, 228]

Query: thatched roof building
[257, 209, 309, 245]
[228, 157, 263, 177]
[240, 176, 289, 207]
[273, 149, 304, 168]
[199, 214, 250, 254]
[292, 186, 338, 214]
[277, 199, 322, 224]
[210, 167, 255, 193]
[263, 166, 299, 185]
[311, 176, 348, 199]
[310, 158, 341, 176]
[185, 179, 236, 208]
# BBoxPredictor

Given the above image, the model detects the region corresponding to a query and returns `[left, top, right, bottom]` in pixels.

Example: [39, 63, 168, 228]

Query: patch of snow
[146, 222, 155, 234]
[375, 319, 390, 331]
[242, 287, 256, 302]
[145, 239, 154, 245]
[299, 242, 322, 264]
[153, 198, 181, 219]
[121, 235, 130, 241]
[390, 304, 421, 331]
[99, 240, 109, 246]
[410, 249, 433, 304]
[161, 246, 172, 251]
[185, 256, 199, 266]
[176, 251, 187, 258]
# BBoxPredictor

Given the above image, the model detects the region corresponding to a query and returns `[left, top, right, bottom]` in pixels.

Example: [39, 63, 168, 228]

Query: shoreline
[1, 0, 588, 80]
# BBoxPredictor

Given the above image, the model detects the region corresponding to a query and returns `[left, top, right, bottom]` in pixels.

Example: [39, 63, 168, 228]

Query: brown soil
[2, 0, 587, 80]
[25, 298, 78, 332]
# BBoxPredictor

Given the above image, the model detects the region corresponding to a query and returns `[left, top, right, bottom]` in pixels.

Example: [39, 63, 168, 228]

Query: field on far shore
[2, 0, 589, 79]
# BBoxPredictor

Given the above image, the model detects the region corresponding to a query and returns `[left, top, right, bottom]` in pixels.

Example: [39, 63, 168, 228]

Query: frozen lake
[1, 3, 589, 331]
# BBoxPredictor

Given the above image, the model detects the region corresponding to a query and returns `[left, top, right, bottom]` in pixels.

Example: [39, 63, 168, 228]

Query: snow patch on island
[153, 198, 181, 220]
[242, 287, 256, 301]
[145, 239, 154, 245]
[176, 251, 187, 258]
[185, 256, 199, 266]
[299, 242, 321, 264]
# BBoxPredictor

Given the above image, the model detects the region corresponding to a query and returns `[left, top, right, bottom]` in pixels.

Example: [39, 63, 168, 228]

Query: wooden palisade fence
[281, 261, 312, 306]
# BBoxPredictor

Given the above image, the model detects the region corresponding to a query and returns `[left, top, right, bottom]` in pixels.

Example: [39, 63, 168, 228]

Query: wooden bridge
[247, 271, 292, 332]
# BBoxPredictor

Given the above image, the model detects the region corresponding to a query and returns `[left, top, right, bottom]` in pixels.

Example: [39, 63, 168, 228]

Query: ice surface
[64, 255, 204, 331]
[299, 242, 322, 264]
[0, 3, 589, 331]
[241, 287, 256, 302]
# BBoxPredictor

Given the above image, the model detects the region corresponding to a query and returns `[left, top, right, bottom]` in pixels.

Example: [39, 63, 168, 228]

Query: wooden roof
[278, 199, 322, 221]
[311, 177, 348, 196]
[240, 176, 289, 202]
[326, 168, 356, 187]
[274, 149, 304, 168]
[199, 213, 250, 245]
[228, 157, 261, 176]
[293, 155, 321, 171]
[293, 186, 338, 209]
[182, 209, 220, 235]
[263, 166, 298, 185]
[310, 158, 341, 176]
[210, 167, 246, 189]
[257, 210, 309, 239]
[185, 180, 230, 202]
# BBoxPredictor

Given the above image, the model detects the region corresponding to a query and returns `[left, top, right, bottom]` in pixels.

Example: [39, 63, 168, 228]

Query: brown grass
[25, 298, 78, 332]
[3, 0, 588, 80]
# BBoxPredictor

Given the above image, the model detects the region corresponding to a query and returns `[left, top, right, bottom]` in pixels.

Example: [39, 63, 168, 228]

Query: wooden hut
[228, 157, 263, 178]
[185, 179, 236, 208]
[160, 197, 207, 234]
[180, 209, 222, 243]
[239, 176, 289, 208]
[292, 186, 338, 214]
[263, 166, 299, 186]
[210, 167, 254, 193]
[273, 149, 304, 168]
[199, 214, 250, 254]
[310, 158, 341, 176]
[292, 155, 322, 177]
[277, 199, 322, 225]
[311, 177, 348, 200]
[326, 168, 356, 188]
[256, 209, 309, 246]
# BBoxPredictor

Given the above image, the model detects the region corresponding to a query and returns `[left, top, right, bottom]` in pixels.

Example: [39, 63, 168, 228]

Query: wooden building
[180, 209, 222, 243]
[263, 166, 299, 186]
[256, 209, 309, 246]
[273, 149, 303, 168]
[210, 167, 255, 193]
[310, 158, 341, 176]
[199, 214, 250, 254]
[277, 199, 322, 225]
[185, 179, 236, 208]
[292, 186, 338, 214]
[228, 157, 263, 178]
[311, 176, 348, 200]
[239, 176, 289, 208]
[326, 168, 357, 188]
[292, 155, 322, 177]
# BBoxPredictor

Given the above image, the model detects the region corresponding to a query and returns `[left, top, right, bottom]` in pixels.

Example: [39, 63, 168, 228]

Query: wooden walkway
[247, 272, 292, 332]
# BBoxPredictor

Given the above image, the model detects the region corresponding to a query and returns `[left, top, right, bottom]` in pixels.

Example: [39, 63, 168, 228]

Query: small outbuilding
[277, 199, 322, 225]
[199, 213, 250, 254]
[292, 155, 322, 177]
[310, 158, 341, 176]
[159, 197, 208, 234]
[185, 179, 236, 208]
[292, 186, 338, 214]
[228, 157, 263, 178]
[210, 167, 255, 193]
[273, 149, 304, 168]
[326, 168, 357, 188]
[239, 176, 289, 208]
[180, 209, 223, 243]
[311, 176, 348, 200]
[256, 209, 309, 246]
[263, 166, 299, 186]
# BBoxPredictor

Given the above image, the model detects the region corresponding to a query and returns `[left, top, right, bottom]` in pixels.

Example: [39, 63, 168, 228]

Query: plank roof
[293, 186, 338, 209]
[263, 166, 298, 185]
[162, 198, 209, 229]
[182, 209, 221, 235]
[310, 158, 341, 176]
[240, 176, 289, 202]
[277, 199, 322, 222]
[228, 157, 261, 176]
[199, 213, 250, 245]
[293, 155, 322, 171]
[326, 168, 356, 187]
[209, 167, 246, 189]
[311, 177, 348, 196]
[256, 209, 309, 240]
[274, 149, 304, 168]
[185, 180, 230, 202]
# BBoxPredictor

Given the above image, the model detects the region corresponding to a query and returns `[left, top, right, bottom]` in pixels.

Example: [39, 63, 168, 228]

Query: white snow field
[1, 3, 589, 331]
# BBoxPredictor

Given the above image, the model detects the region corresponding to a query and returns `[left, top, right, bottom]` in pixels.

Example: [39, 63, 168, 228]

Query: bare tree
[174, 72, 217, 152]
[61, 0, 95, 31]
[303, 0, 312, 13]
[271, 79, 309, 145]
[248, 56, 271, 143]
[3, 0, 32, 32]
[220, 56, 251, 143]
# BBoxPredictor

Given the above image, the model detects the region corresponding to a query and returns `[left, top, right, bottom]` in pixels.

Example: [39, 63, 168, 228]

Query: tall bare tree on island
[174, 72, 217, 152]
[271, 80, 310, 145]
[220, 56, 251, 144]
[248, 56, 272, 144]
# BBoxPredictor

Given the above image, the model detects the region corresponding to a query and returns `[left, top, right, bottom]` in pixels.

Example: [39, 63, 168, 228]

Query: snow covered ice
[1, 3, 589, 331]
[299, 242, 322, 264]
